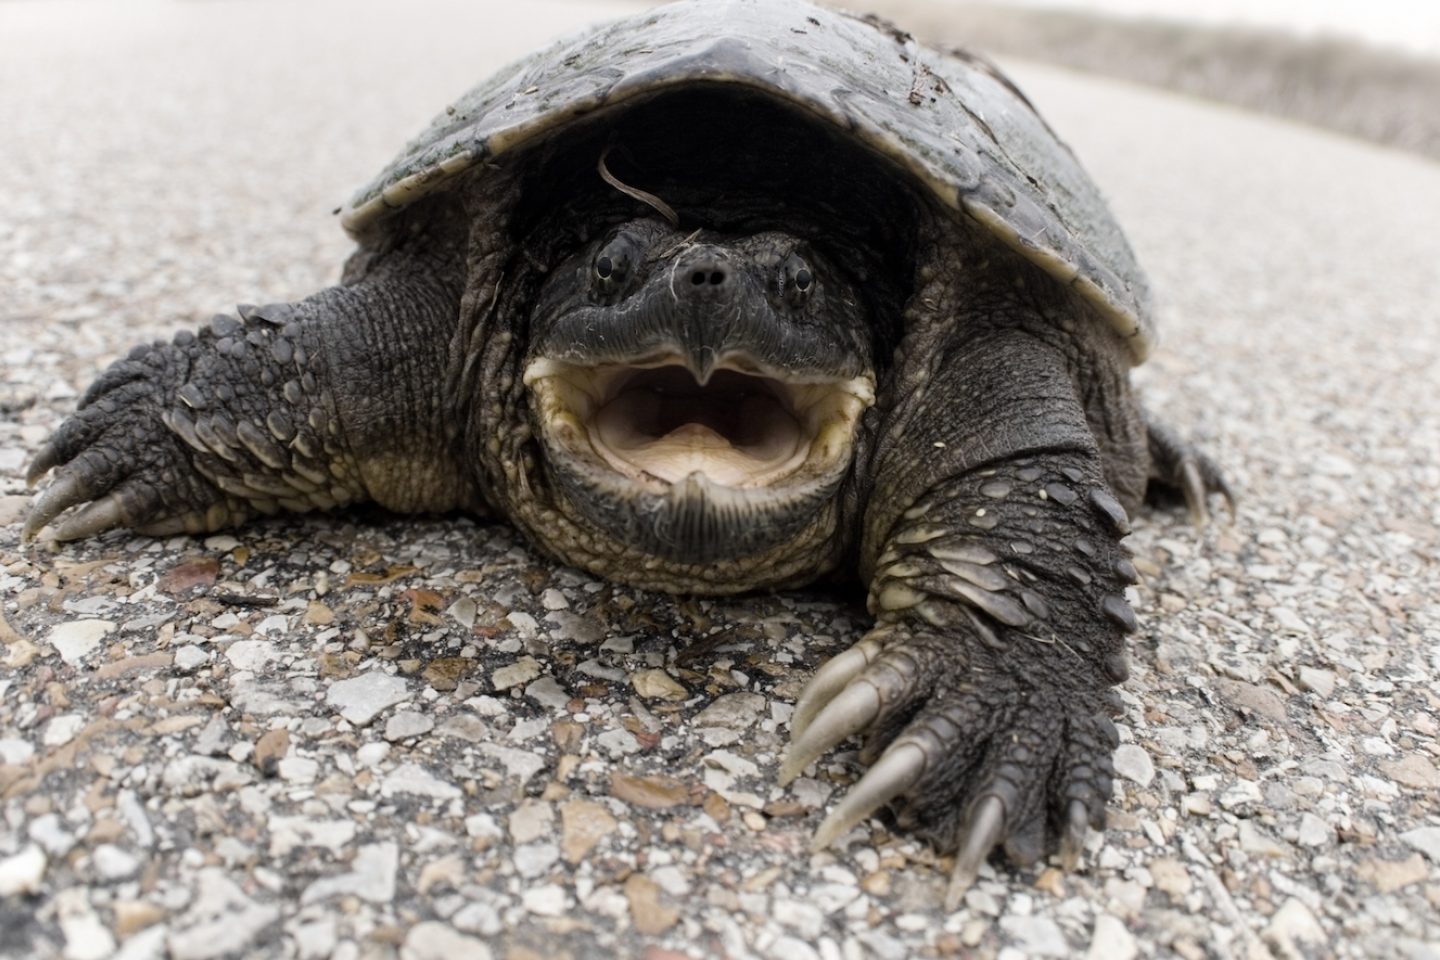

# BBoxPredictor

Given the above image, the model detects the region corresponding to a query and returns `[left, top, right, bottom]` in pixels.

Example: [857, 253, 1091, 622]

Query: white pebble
[521, 884, 568, 916]
[0, 845, 47, 896]
[384, 711, 435, 741]
[1086, 914, 1137, 960]
[1112, 743, 1154, 787]
[401, 921, 493, 960]
[91, 844, 141, 880]
[326, 671, 411, 726]
[48, 619, 115, 664]
[42, 714, 86, 747]
[225, 639, 279, 671]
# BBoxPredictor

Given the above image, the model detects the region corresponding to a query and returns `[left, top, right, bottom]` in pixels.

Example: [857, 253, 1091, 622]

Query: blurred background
[839, 0, 1440, 161]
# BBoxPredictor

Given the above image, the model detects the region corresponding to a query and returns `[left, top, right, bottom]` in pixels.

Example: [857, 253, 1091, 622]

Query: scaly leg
[26, 251, 473, 541]
[783, 325, 1137, 906]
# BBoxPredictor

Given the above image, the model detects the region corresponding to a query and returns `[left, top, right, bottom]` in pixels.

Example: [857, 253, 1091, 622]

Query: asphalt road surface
[1, 2, 1437, 959]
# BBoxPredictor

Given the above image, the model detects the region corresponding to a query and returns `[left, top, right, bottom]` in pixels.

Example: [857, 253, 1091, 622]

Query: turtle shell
[342, 0, 1154, 362]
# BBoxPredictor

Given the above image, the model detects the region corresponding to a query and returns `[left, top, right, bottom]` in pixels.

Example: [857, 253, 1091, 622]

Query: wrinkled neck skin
[471, 212, 883, 594]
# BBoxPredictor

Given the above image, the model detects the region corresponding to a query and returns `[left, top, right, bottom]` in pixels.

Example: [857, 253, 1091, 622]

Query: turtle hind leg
[1143, 414, 1235, 525]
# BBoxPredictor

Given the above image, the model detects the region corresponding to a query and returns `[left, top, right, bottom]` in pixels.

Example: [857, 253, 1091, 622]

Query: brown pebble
[702, 791, 731, 824]
[642, 949, 698, 960]
[624, 874, 679, 935]
[422, 657, 472, 692]
[303, 600, 334, 625]
[611, 772, 690, 809]
[551, 720, 584, 751]
[253, 727, 290, 776]
[861, 870, 892, 896]
[97, 652, 173, 680]
[87, 818, 127, 845]
[113, 901, 166, 937]
[562, 799, 619, 863]
[155, 557, 220, 596]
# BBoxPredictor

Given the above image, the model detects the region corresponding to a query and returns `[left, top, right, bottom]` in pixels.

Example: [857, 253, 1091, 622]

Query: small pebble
[326, 671, 411, 726]
[1111, 744, 1154, 787]
[48, 620, 115, 665]
[0, 846, 47, 896]
[384, 711, 435, 741]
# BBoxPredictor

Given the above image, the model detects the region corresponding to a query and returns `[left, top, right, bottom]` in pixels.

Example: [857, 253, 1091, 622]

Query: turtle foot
[1145, 415, 1234, 525]
[781, 623, 1119, 907]
[25, 331, 244, 541]
[25, 303, 359, 542]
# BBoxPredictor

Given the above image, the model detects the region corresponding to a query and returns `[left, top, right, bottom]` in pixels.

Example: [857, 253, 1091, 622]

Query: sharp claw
[945, 795, 1006, 910]
[22, 473, 88, 541]
[1058, 799, 1089, 871]
[779, 680, 881, 785]
[1217, 479, 1239, 525]
[790, 637, 883, 740]
[811, 741, 927, 851]
[52, 495, 126, 541]
[1180, 460, 1209, 527]
[25, 445, 58, 487]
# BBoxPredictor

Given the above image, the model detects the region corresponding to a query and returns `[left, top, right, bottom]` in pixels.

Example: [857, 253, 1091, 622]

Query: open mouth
[524, 356, 874, 491]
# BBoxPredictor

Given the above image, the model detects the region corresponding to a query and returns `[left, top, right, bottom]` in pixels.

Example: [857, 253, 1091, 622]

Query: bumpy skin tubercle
[781, 251, 1157, 901]
[21, 0, 1239, 906]
[24, 247, 474, 542]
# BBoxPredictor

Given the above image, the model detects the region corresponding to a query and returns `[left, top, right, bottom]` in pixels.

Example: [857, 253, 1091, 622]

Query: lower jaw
[525, 461, 851, 594]
[565, 465, 836, 560]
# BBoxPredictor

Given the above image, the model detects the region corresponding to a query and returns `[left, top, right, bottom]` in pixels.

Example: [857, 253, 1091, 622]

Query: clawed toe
[785, 632, 1119, 904]
[779, 681, 881, 785]
[811, 740, 927, 849]
[789, 635, 883, 740]
[1147, 416, 1235, 525]
[49, 494, 127, 541]
[946, 795, 1006, 908]
[781, 633, 933, 784]
[1057, 799, 1090, 871]
[23, 471, 92, 541]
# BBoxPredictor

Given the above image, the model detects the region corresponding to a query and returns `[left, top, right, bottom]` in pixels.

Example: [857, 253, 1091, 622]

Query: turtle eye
[593, 236, 636, 297]
[782, 255, 816, 307]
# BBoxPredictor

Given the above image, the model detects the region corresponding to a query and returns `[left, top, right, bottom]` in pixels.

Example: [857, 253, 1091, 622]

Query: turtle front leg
[25, 253, 472, 541]
[781, 327, 1138, 905]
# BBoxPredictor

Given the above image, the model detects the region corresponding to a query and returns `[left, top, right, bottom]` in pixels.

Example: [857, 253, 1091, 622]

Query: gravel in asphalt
[2, 2, 1438, 958]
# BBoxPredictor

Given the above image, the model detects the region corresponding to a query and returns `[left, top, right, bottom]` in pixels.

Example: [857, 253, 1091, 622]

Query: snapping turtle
[26, 0, 1227, 903]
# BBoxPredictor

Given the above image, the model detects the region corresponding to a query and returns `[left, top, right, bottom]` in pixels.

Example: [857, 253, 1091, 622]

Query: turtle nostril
[689, 266, 727, 286]
[681, 252, 730, 294]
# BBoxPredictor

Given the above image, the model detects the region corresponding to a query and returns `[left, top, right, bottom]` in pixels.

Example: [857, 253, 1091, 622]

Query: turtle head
[519, 217, 875, 590]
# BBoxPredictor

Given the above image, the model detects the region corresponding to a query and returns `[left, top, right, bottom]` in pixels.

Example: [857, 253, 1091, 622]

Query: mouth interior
[526, 358, 873, 490]
[593, 367, 805, 486]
